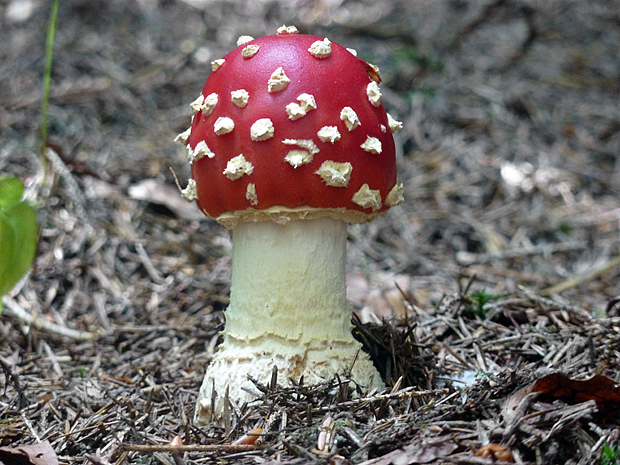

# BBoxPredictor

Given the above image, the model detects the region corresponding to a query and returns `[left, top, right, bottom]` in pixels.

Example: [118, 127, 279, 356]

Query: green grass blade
[40, 0, 60, 160]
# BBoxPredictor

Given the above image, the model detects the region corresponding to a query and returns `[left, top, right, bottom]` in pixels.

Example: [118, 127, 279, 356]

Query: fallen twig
[517, 286, 590, 317]
[2, 295, 98, 341]
[540, 255, 620, 296]
[314, 387, 450, 412]
[44, 146, 95, 238]
[120, 443, 263, 453]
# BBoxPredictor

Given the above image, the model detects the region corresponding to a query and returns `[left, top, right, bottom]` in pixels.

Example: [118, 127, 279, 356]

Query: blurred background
[1, 0, 619, 326]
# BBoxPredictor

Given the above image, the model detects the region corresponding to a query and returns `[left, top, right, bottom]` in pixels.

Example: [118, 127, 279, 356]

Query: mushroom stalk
[195, 217, 383, 425]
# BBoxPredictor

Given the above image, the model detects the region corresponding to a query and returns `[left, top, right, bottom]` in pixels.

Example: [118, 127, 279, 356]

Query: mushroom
[177, 26, 404, 426]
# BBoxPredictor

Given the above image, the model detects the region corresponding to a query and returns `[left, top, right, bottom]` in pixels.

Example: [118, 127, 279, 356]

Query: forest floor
[1, 0, 620, 464]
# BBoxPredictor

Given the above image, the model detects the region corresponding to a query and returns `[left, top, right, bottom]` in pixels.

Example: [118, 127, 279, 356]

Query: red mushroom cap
[184, 28, 403, 227]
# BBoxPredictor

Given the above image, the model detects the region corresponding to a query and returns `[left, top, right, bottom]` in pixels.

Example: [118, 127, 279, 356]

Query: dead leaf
[0, 442, 59, 465]
[233, 428, 263, 446]
[168, 435, 183, 447]
[475, 443, 514, 462]
[501, 382, 538, 427]
[502, 372, 620, 429]
[347, 271, 414, 322]
[0, 418, 24, 446]
[358, 435, 458, 464]
[128, 178, 205, 221]
[532, 373, 620, 416]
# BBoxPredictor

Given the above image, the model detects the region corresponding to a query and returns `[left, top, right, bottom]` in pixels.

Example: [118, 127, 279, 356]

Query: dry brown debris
[2, 0, 620, 464]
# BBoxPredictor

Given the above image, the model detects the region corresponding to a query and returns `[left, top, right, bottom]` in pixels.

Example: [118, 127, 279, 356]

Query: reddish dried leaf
[168, 435, 184, 447]
[475, 443, 515, 462]
[0, 442, 59, 465]
[233, 428, 263, 446]
[532, 373, 620, 416]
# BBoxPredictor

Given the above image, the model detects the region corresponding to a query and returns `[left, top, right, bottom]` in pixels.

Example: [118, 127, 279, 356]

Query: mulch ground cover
[1, 1, 620, 464]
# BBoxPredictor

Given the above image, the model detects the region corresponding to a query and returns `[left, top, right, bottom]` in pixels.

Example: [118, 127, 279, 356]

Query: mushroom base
[194, 217, 384, 426]
[194, 338, 383, 426]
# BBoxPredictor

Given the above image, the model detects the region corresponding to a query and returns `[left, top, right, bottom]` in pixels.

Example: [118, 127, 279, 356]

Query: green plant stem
[40, 0, 60, 170]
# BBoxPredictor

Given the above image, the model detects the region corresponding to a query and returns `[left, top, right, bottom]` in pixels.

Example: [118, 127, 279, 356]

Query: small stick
[2, 296, 98, 341]
[517, 286, 589, 316]
[44, 146, 95, 238]
[540, 255, 620, 296]
[313, 387, 450, 412]
[120, 443, 263, 453]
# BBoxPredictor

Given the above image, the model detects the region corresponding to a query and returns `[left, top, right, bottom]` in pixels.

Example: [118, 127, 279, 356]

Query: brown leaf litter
[2, 0, 620, 463]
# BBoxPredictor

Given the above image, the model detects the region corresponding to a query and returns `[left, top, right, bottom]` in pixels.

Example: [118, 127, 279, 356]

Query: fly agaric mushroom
[177, 25, 403, 426]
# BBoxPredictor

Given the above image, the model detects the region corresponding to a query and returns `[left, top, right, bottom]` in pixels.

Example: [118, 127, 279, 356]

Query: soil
[1, 0, 620, 464]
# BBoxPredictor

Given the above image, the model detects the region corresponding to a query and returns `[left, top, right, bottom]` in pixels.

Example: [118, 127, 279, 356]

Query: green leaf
[0, 177, 38, 308]
[0, 217, 15, 292]
[0, 177, 25, 209]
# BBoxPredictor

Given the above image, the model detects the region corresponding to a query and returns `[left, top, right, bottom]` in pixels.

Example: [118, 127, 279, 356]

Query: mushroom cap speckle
[186, 31, 400, 227]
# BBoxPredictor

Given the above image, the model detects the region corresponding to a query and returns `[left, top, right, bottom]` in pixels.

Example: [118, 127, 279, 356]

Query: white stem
[194, 217, 383, 425]
[226, 217, 352, 346]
